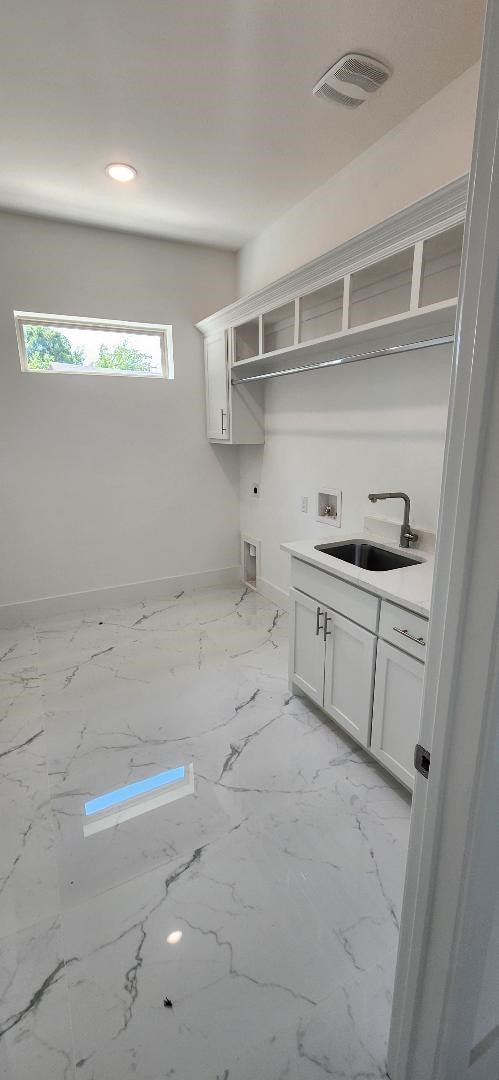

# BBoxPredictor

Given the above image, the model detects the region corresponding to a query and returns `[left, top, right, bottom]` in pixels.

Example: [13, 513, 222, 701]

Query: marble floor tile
[0, 583, 410, 1079]
[0, 917, 74, 1080]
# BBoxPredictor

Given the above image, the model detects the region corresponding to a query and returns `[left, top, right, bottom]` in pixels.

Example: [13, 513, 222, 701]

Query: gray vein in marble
[179, 916, 318, 1008]
[0, 644, 16, 664]
[0, 956, 76, 1039]
[0, 728, 43, 759]
[355, 815, 400, 930]
[217, 710, 278, 782]
[234, 586, 249, 608]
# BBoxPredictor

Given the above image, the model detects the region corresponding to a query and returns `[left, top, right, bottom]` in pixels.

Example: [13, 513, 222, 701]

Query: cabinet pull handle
[323, 611, 332, 641]
[315, 606, 323, 636]
[220, 409, 226, 434]
[393, 626, 426, 647]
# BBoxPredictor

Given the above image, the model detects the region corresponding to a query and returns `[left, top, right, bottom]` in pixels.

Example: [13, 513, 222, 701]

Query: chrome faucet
[367, 491, 419, 549]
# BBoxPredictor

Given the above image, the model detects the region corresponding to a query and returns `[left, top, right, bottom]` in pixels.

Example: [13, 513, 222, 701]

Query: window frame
[14, 311, 174, 379]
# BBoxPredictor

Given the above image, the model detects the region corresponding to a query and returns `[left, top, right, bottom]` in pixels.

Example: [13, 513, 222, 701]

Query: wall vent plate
[313, 54, 391, 109]
[241, 535, 261, 590]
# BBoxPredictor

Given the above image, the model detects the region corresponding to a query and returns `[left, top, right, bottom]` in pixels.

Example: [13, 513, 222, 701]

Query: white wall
[0, 212, 238, 607]
[238, 64, 479, 294]
[240, 345, 452, 598]
[238, 66, 478, 601]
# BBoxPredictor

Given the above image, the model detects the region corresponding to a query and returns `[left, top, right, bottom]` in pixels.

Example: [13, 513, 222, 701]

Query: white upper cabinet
[204, 330, 264, 445]
[204, 331, 229, 441]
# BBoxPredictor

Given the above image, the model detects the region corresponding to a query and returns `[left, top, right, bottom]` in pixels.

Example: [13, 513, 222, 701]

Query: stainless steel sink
[314, 540, 421, 571]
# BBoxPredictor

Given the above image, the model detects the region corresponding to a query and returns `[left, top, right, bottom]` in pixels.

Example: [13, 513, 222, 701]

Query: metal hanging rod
[231, 334, 454, 384]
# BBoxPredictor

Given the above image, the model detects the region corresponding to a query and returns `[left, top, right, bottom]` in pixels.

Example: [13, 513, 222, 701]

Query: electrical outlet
[250, 482, 259, 498]
[301, 496, 308, 513]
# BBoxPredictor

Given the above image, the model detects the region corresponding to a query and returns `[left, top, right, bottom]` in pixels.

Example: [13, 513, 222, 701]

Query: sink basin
[314, 540, 421, 571]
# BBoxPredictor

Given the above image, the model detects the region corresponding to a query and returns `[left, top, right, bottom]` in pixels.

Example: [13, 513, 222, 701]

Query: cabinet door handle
[221, 408, 227, 434]
[393, 626, 426, 647]
[323, 611, 332, 641]
[315, 606, 323, 636]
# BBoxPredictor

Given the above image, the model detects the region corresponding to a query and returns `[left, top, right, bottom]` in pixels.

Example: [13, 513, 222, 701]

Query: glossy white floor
[0, 583, 411, 1080]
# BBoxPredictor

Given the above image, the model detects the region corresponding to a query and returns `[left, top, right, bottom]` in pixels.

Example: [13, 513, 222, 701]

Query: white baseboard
[0, 565, 241, 628]
[255, 576, 289, 612]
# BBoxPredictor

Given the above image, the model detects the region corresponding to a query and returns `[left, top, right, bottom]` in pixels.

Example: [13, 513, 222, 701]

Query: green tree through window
[95, 339, 152, 373]
[24, 325, 84, 369]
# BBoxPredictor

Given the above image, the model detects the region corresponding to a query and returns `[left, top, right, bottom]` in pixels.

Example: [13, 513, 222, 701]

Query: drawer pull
[323, 612, 332, 641]
[315, 606, 324, 636]
[393, 626, 426, 647]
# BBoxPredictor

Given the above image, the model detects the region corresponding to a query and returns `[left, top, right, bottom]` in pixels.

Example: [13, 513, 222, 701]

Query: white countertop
[281, 532, 434, 618]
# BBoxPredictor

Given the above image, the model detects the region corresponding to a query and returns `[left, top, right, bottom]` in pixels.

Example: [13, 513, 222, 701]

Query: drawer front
[379, 600, 428, 660]
[290, 558, 378, 632]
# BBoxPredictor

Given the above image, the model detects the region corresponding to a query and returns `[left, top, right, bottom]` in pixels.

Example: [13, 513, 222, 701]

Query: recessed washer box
[317, 489, 342, 527]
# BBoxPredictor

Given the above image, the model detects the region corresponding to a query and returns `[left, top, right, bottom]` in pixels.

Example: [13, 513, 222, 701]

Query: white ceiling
[0, 0, 484, 249]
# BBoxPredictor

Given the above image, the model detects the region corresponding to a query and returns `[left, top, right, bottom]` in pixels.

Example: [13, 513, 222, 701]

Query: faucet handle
[403, 527, 419, 546]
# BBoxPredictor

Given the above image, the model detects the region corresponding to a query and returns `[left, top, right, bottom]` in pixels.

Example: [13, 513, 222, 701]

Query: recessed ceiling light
[105, 163, 137, 183]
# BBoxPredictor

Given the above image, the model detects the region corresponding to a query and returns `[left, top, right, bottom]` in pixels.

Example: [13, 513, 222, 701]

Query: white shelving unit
[197, 178, 467, 438]
[230, 225, 462, 383]
[229, 301, 457, 382]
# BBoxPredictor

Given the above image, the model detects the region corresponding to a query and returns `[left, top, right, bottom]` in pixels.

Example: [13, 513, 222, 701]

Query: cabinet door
[323, 608, 376, 747]
[288, 588, 325, 706]
[205, 331, 229, 441]
[370, 640, 424, 789]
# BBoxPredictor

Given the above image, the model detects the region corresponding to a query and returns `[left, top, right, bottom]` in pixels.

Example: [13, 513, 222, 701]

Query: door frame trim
[388, 3, 499, 1075]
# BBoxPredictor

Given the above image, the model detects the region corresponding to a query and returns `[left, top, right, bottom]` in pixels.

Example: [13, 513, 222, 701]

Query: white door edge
[388, 3, 499, 1077]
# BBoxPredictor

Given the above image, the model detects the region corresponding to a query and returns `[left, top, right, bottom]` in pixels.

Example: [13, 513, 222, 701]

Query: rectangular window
[15, 312, 173, 379]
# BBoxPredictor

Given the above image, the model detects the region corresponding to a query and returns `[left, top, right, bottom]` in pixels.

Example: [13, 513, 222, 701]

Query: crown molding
[196, 175, 469, 336]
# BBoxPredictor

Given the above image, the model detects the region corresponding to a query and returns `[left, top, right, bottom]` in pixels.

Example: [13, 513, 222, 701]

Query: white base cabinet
[289, 588, 375, 748]
[288, 558, 429, 790]
[370, 641, 424, 788]
[289, 589, 325, 706]
[323, 608, 376, 747]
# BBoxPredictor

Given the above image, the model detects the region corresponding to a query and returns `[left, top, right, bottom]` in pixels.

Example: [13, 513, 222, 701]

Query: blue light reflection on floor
[84, 766, 186, 816]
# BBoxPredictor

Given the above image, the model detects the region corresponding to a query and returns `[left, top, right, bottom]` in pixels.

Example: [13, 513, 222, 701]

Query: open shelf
[420, 224, 464, 308]
[231, 300, 457, 381]
[299, 280, 343, 342]
[234, 318, 260, 363]
[262, 302, 295, 353]
[349, 248, 413, 328]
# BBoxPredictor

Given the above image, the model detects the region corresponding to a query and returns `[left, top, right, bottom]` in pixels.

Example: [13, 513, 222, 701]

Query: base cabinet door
[370, 640, 424, 789]
[323, 609, 376, 747]
[205, 331, 229, 440]
[289, 588, 325, 706]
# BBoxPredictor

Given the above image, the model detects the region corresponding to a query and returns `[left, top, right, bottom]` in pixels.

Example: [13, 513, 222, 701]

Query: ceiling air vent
[313, 53, 391, 108]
